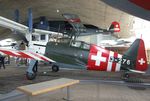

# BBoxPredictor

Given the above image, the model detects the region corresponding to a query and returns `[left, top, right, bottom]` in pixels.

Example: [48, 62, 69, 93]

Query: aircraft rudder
[135, 39, 148, 71]
[109, 21, 120, 32]
[123, 39, 148, 71]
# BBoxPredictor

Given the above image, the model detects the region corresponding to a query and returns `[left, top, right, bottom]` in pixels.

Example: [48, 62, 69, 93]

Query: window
[82, 43, 90, 50]
[32, 35, 39, 41]
[40, 35, 46, 40]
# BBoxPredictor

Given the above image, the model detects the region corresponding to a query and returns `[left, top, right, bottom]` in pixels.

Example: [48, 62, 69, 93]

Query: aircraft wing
[0, 48, 55, 62]
[0, 16, 58, 41]
[0, 16, 27, 34]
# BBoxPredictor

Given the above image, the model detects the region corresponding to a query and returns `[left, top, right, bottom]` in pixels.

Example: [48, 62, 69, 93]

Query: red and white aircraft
[0, 7, 149, 80]
[0, 38, 148, 80]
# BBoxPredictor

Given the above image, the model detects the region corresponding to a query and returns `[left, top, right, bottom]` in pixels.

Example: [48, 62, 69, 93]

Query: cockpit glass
[71, 41, 81, 47]
[83, 43, 90, 50]
[71, 41, 90, 50]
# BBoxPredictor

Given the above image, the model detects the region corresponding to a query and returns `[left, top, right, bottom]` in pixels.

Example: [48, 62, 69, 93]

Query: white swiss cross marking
[91, 51, 106, 66]
[116, 24, 118, 27]
[138, 58, 145, 65]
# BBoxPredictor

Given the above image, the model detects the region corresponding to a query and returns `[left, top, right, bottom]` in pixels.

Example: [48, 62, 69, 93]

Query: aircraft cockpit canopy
[71, 41, 90, 50]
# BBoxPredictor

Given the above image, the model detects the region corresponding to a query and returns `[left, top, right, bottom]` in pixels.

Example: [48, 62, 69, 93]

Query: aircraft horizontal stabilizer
[128, 69, 145, 74]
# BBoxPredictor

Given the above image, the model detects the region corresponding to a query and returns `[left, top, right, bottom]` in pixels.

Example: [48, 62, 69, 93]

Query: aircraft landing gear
[52, 65, 59, 72]
[26, 60, 38, 80]
[26, 72, 37, 80]
[123, 73, 130, 79]
[121, 72, 130, 80]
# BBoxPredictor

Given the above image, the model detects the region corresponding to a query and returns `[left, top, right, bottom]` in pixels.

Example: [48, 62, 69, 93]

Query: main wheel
[26, 72, 36, 80]
[52, 65, 59, 72]
[123, 73, 130, 79]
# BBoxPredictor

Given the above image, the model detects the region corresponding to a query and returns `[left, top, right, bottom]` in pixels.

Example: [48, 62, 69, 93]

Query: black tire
[26, 72, 36, 80]
[123, 73, 130, 79]
[52, 65, 59, 72]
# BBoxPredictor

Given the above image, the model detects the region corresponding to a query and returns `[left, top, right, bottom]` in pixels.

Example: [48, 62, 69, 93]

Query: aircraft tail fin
[109, 21, 120, 32]
[123, 39, 148, 72]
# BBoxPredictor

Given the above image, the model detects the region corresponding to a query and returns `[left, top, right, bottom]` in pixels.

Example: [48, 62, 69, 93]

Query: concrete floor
[1, 83, 150, 101]
[0, 61, 150, 101]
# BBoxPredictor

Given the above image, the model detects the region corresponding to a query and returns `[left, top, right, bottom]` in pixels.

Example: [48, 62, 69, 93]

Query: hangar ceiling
[0, 0, 135, 40]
